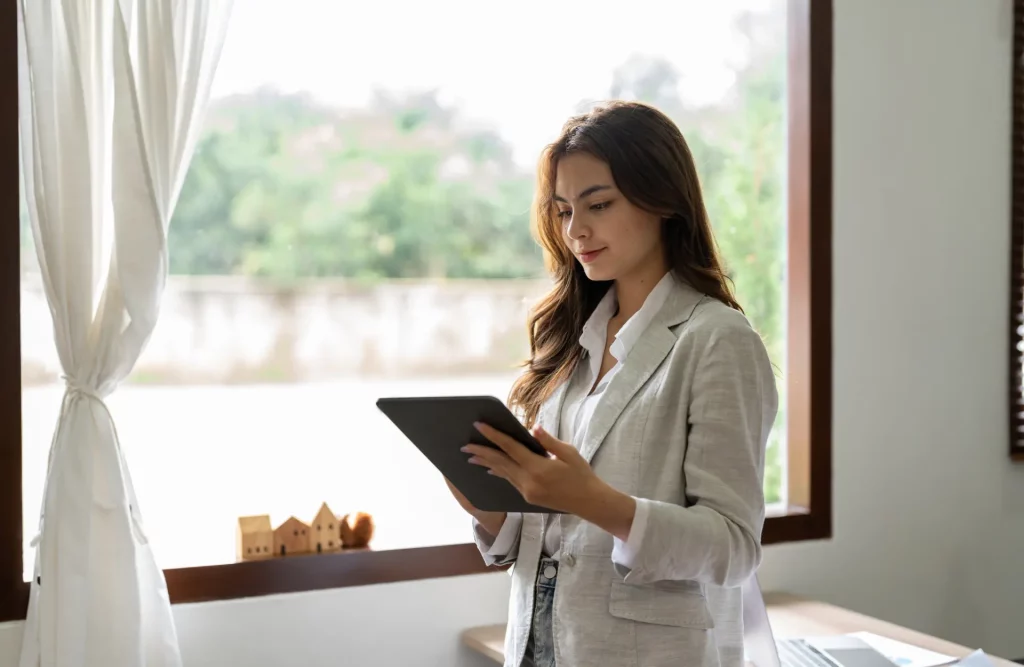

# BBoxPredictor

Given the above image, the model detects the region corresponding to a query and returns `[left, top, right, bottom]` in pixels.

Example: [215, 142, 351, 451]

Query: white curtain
[17, 1, 232, 665]
[742, 575, 781, 667]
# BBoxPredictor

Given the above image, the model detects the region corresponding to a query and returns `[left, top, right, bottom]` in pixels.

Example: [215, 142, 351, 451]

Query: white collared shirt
[486, 271, 676, 563]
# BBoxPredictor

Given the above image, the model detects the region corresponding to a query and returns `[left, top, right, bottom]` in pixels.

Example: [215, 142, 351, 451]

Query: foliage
[169, 89, 542, 281]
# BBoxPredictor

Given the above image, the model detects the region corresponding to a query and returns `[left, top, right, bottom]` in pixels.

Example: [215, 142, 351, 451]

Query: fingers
[461, 443, 512, 473]
[532, 425, 563, 455]
[462, 444, 522, 488]
[473, 422, 535, 466]
[531, 425, 577, 460]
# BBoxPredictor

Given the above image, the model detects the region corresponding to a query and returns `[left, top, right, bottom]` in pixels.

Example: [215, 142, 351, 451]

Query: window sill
[163, 542, 497, 604]
[763, 504, 830, 544]
[0, 508, 827, 621]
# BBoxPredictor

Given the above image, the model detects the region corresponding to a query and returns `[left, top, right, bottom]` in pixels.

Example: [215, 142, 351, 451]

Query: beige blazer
[473, 278, 779, 667]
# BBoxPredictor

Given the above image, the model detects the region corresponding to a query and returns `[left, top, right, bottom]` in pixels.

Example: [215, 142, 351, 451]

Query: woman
[447, 100, 778, 667]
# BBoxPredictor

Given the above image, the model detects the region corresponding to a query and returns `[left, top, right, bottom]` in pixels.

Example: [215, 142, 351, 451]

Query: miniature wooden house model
[237, 514, 273, 561]
[309, 502, 341, 554]
[273, 516, 310, 556]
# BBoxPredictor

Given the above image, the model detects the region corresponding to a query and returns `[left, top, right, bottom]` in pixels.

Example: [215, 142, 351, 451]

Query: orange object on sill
[340, 511, 375, 549]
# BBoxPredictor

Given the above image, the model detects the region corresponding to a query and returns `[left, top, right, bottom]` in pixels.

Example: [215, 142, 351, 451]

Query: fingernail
[460, 446, 470, 452]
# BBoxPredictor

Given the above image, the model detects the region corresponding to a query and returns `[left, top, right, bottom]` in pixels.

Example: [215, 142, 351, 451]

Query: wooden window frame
[1011, 0, 1024, 462]
[0, 0, 832, 621]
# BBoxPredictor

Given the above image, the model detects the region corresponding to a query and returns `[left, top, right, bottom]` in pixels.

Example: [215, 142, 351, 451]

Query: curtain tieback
[61, 374, 103, 402]
[30, 374, 151, 547]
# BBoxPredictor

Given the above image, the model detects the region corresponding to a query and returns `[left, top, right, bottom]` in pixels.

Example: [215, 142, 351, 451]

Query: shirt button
[543, 565, 557, 579]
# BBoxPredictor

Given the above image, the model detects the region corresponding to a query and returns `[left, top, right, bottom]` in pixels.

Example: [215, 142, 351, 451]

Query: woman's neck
[613, 265, 670, 322]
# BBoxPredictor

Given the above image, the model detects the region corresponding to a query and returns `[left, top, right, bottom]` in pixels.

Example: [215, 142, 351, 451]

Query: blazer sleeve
[613, 318, 778, 588]
[472, 512, 523, 566]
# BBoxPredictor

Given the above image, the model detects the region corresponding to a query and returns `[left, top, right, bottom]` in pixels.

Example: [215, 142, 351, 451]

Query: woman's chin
[580, 261, 614, 282]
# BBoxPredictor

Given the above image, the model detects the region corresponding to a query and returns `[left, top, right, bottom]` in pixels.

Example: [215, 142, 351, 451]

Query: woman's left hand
[462, 422, 604, 515]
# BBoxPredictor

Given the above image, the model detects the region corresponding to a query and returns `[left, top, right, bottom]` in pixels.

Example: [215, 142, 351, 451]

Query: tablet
[376, 395, 563, 514]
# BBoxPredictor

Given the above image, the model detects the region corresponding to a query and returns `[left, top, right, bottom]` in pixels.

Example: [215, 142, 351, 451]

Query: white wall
[2, 0, 1023, 665]
[753, 0, 1024, 655]
[0, 574, 511, 667]
[756, 0, 1024, 657]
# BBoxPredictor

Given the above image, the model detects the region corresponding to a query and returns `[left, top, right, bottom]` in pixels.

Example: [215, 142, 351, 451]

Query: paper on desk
[848, 631, 957, 667]
[954, 650, 996, 667]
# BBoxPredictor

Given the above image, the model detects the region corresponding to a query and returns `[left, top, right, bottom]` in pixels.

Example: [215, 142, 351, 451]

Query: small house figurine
[237, 514, 273, 561]
[309, 502, 341, 554]
[340, 511, 375, 549]
[273, 516, 311, 557]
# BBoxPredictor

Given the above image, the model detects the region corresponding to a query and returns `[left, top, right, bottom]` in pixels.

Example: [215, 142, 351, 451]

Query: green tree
[170, 88, 543, 280]
[169, 89, 339, 276]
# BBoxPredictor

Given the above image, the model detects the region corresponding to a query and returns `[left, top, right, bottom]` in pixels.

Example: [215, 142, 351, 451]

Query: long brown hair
[508, 100, 741, 427]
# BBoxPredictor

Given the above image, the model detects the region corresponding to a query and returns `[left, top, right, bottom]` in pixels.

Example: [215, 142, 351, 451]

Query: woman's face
[553, 152, 665, 284]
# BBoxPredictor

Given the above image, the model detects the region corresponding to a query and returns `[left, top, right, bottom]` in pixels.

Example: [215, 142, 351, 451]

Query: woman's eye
[590, 201, 611, 211]
[556, 210, 572, 220]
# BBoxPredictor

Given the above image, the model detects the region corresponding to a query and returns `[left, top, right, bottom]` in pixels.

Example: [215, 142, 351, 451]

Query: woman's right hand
[445, 477, 506, 536]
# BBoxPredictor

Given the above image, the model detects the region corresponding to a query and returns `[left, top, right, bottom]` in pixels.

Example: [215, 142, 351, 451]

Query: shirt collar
[579, 287, 617, 371]
[578, 270, 676, 366]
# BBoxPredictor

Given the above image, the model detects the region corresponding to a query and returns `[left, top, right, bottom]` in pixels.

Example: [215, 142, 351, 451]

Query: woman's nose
[565, 215, 589, 240]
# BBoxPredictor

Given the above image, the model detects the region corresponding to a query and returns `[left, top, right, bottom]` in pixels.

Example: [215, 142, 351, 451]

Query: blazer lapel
[538, 379, 569, 440]
[577, 327, 676, 464]
[577, 280, 706, 465]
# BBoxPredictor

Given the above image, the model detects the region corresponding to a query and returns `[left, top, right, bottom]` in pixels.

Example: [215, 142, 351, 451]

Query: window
[1, 0, 831, 617]
[1011, 0, 1024, 462]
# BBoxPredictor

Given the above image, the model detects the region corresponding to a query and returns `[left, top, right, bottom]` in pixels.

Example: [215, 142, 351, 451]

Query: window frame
[1010, 0, 1024, 462]
[0, 0, 832, 620]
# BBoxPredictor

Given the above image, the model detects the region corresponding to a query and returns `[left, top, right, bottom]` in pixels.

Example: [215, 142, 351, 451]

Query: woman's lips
[579, 248, 605, 263]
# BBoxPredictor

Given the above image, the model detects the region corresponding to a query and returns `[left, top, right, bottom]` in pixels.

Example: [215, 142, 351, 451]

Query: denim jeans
[521, 557, 558, 667]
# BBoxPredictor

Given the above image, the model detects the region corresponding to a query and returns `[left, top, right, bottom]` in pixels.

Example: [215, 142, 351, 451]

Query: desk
[461, 592, 1017, 666]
